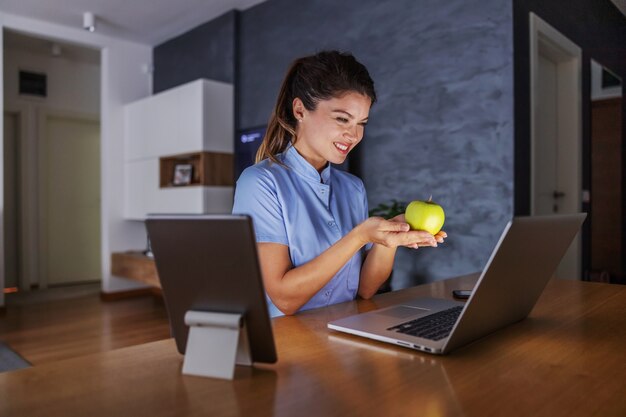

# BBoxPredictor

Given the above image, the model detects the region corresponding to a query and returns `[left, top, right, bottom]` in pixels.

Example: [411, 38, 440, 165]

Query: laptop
[328, 213, 586, 354]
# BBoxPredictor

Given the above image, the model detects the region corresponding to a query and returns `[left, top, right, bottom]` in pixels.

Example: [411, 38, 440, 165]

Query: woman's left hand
[389, 214, 447, 246]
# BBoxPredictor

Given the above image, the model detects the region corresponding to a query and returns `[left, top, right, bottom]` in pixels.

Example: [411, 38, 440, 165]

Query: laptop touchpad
[377, 305, 429, 319]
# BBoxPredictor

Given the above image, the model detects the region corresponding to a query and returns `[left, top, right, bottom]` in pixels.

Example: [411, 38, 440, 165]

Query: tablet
[146, 214, 277, 364]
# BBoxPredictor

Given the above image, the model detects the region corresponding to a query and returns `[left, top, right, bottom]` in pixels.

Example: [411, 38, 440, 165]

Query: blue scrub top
[232, 145, 370, 317]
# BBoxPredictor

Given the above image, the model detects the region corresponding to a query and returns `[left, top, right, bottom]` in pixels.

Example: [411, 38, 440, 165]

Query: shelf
[123, 79, 235, 219]
[159, 151, 233, 188]
[111, 251, 160, 288]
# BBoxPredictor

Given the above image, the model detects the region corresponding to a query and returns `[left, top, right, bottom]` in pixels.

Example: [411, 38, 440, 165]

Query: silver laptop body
[328, 214, 586, 354]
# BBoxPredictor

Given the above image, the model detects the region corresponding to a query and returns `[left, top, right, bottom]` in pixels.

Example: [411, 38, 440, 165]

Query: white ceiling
[0, 0, 268, 46]
[0, 0, 624, 47]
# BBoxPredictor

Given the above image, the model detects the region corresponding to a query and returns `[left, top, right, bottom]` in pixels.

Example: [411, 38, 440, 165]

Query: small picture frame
[173, 163, 193, 186]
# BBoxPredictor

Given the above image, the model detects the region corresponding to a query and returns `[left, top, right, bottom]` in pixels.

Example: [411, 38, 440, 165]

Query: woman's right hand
[353, 217, 438, 249]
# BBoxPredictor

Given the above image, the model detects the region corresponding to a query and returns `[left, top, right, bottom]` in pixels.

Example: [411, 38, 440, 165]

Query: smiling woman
[232, 51, 447, 317]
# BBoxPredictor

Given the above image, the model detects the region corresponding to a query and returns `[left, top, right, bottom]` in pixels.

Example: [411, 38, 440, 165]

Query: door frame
[3, 108, 21, 290]
[37, 108, 100, 288]
[4, 105, 30, 291]
[529, 13, 582, 278]
[529, 13, 582, 213]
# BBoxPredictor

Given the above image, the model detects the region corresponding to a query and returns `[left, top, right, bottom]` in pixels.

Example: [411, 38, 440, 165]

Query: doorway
[590, 60, 623, 283]
[39, 113, 101, 286]
[3, 29, 101, 291]
[529, 13, 582, 279]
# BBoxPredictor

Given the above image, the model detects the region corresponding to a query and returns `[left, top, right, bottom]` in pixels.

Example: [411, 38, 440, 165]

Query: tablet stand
[182, 311, 252, 380]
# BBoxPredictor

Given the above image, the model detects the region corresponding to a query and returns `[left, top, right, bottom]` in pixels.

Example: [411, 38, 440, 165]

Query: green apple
[404, 197, 445, 235]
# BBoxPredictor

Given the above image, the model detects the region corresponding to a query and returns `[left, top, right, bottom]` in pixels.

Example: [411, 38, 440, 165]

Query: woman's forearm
[274, 228, 367, 314]
[358, 244, 397, 299]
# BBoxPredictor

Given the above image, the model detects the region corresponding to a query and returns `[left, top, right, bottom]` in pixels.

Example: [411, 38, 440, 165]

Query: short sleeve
[232, 166, 288, 245]
[359, 180, 374, 251]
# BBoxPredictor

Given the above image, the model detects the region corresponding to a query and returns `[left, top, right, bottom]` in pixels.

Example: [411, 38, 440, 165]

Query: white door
[3, 112, 19, 289]
[530, 14, 582, 279]
[534, 55, 559, 215]
[41, 115, 101, 285]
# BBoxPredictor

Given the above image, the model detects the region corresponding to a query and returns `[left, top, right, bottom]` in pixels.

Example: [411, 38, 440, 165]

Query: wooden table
[2, 275, 625, 417]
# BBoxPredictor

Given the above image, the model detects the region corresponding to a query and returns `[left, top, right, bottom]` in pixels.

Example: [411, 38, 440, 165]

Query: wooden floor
[0, 287, 170, 365]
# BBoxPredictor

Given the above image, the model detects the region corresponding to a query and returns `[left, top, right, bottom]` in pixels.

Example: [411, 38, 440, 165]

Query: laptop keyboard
[387, 306, 463, 341]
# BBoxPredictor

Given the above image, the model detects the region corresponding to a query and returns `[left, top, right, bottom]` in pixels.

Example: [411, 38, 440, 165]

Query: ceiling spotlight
[83, 12, 96, 32]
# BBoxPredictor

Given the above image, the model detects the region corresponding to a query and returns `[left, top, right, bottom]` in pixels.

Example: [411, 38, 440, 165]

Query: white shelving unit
[123, 79, 234, 220]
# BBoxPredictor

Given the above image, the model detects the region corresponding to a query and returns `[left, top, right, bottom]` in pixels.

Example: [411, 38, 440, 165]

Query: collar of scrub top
[283, 143, 332, 185]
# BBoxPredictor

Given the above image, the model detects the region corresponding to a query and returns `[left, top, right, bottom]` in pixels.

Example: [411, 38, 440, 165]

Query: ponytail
[255, 61, 300, 164]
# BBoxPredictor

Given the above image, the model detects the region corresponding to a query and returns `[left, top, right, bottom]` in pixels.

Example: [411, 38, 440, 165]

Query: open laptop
[328, 213, 586, 354]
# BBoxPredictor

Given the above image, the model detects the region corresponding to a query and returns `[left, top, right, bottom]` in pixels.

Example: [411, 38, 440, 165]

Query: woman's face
[292, 91, 371, 172]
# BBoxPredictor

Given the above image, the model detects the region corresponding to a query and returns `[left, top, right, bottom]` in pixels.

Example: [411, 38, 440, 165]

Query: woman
[233, 50, 446, 316]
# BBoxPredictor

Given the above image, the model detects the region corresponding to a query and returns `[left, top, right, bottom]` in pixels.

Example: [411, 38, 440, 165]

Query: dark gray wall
[154, 0, 515, 289]
[153, 11, 236, 93]
[239, 0, 514, 287]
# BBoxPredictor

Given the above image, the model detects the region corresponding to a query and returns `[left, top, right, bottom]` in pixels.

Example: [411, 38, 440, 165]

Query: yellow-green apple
[404, 197, 445, 235]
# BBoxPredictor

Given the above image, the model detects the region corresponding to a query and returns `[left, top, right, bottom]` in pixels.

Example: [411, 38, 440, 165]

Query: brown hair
[255, 50, 377, 164]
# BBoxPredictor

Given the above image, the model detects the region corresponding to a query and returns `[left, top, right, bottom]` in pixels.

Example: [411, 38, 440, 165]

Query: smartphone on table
[452, 289, 472, 300]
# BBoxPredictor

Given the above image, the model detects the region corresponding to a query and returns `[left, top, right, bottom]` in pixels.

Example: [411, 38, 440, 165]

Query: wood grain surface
[1, 276, 625, 417]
